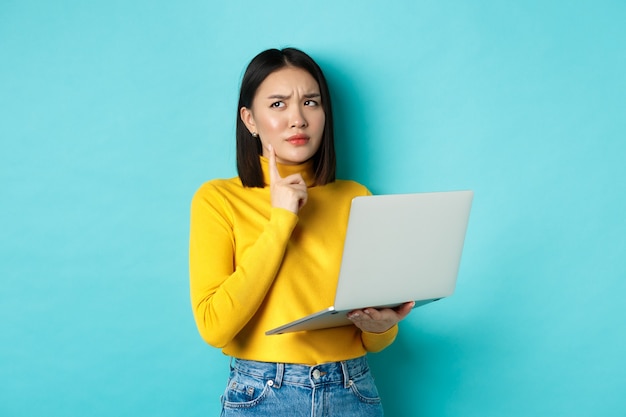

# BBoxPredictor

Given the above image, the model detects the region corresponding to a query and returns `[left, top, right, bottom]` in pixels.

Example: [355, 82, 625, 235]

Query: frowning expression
[240, 66, 325, 165]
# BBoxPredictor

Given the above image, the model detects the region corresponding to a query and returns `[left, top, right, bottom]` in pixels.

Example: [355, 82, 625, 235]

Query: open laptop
[265, 190, 474, 335]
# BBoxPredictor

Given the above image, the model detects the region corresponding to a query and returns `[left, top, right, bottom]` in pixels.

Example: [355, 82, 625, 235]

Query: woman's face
[240, 66, 325, 165]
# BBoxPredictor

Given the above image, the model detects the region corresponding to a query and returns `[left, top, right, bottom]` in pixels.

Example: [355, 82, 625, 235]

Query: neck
[259, 156, 316, 187]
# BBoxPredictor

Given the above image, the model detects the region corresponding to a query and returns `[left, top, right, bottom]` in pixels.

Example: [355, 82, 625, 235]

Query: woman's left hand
[347, 301, 415, 334]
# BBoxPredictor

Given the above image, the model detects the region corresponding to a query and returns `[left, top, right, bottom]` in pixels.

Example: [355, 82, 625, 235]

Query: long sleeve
[189, 161, 396, 365]
[189, 183, 298, 348]
[361, 325, 398, 353]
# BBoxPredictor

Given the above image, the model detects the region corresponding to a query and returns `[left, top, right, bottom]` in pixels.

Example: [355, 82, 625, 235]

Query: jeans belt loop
[274, 363, 284, 388]
[340, 360, 351, 388]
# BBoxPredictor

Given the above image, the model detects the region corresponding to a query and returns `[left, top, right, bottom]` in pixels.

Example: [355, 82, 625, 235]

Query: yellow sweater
[189, 156, 398, 365]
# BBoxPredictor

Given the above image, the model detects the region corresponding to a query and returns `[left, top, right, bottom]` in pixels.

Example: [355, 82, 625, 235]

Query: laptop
[265, 190, 474, 335]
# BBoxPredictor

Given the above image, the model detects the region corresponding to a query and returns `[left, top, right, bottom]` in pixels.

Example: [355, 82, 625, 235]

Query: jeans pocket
[348, 372, 382, 404]
[222, 371, 273, 409]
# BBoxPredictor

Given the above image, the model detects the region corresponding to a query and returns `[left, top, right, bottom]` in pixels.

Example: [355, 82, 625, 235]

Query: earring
[251, 132, 259, 138]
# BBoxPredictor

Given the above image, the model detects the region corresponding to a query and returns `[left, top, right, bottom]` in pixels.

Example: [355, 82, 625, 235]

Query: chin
[279, 149, 317, 164]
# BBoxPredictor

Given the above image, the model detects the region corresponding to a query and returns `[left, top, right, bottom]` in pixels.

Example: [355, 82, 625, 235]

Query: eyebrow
[266, 92, 321, 100]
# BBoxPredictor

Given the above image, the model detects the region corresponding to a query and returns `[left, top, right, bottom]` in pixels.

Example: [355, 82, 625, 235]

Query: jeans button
[312, 369, 321, 379]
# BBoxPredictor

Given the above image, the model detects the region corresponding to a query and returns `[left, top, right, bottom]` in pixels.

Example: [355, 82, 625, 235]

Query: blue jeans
[220, 356, 384, 417]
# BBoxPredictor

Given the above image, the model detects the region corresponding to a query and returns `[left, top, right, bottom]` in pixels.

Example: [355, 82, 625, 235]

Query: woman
[189, 47, 414, 416]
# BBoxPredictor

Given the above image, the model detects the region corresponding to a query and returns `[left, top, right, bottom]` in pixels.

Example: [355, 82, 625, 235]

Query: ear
[240, 107, 257, 135]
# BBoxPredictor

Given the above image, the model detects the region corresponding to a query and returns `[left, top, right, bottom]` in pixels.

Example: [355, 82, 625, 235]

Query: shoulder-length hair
[236, 48, 336, 187]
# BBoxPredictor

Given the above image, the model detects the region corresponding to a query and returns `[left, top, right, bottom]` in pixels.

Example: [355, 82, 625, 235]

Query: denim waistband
[231, 356, 370, 389]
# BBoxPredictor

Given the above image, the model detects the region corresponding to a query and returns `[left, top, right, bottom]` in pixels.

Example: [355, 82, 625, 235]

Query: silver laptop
[265, 190, 474, 335]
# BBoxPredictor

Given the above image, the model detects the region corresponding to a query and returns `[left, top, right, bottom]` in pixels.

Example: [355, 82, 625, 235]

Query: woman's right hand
[268, 144, 308, 214]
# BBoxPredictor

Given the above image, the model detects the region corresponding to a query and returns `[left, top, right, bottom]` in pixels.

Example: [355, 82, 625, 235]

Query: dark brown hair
[236, 48, 336, 187]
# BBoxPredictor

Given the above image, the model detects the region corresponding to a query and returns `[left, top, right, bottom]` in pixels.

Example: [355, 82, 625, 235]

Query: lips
[286, 134, 310, 145]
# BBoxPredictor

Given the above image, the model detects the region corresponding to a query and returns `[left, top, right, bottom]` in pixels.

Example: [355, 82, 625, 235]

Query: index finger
[268, 144, 281, 183]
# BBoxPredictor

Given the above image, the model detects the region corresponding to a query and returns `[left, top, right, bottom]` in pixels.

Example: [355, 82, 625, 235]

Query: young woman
[189, 47, 414, 416]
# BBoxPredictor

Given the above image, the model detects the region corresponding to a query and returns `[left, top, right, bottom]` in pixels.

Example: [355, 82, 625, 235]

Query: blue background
[1, 1, 625, 416]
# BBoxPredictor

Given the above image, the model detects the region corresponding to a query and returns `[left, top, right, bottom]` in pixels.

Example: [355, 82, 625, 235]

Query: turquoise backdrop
[1, 1, 625, 416]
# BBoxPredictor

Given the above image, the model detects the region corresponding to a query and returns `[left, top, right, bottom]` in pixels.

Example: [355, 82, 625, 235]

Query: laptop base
[266, 299, 440, 335]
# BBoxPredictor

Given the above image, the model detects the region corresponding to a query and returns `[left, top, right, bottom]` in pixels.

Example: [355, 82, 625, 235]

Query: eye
[304, 100, 319, 107]
[270, 101, 285, 108]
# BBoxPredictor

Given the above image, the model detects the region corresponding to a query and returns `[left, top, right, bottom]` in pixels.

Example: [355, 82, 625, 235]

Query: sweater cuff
[269, 207, 299, 234]
[361, 324, 399, 353]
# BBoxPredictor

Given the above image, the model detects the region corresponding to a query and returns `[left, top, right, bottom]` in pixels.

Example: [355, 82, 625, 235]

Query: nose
[290, 105, 308, 128]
